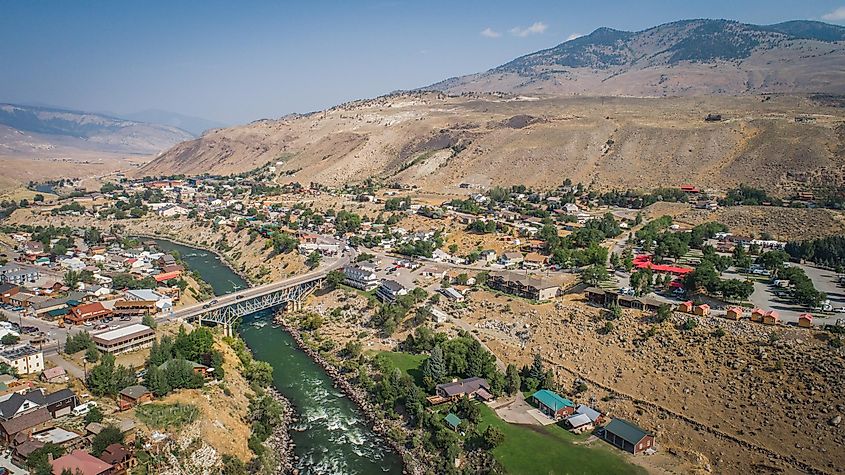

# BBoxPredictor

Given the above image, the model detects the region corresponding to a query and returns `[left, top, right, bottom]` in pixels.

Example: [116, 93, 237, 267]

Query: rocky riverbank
[264, 386, 299, 474]
[274, 313, 422, 475]
[134, 233, 255, 284]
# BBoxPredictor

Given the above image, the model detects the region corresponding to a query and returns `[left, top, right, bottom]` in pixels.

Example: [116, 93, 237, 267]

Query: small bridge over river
[171, 270, 329, 336]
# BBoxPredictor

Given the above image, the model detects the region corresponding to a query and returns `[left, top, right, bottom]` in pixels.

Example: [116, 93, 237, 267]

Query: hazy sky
[2, 1, 843, 125]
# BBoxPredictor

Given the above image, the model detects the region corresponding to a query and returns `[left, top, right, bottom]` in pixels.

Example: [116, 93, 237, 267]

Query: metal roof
[532, 389, 574, 411]
[604, 418, 651, 445]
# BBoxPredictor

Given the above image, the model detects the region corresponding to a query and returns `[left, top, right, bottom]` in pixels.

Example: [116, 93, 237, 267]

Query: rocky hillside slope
[140, 92, 845, 194]
[427, 19, 845, 97]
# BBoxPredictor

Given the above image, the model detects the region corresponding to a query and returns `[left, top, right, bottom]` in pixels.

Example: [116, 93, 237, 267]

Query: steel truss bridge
[174, 273, 325, 336]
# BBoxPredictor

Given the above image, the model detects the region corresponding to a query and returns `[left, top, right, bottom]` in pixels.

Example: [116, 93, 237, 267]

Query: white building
[93, 324, 156, 355]
[343, 265, 378, 291]
[0, 345, 44, 375]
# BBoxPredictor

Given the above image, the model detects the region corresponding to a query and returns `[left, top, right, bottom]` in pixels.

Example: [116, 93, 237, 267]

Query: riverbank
[134, 233, 255, 285]
[274, 313, 420, 475]
[263, 387, 298, 473]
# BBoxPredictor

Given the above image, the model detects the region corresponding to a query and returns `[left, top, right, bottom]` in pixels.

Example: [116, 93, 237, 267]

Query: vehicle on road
[202, 303, 210, 309]
[71, 401, 97, 416]
[210, 299, 218, 305]
[236, 295, 244, 299]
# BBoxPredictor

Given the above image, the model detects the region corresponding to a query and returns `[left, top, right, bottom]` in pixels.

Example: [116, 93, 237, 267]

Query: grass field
[136, 403, 199, 430]
[477, 405, 646, 475]
[376, 351, 645, 474]
[376, 351, 427, 385]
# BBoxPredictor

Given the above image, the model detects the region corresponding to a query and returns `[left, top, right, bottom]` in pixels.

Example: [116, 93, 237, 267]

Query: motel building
[93, 324, 156, 355]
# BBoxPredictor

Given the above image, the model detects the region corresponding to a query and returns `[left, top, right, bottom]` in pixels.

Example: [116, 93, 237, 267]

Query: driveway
[493, 393, 541, 426]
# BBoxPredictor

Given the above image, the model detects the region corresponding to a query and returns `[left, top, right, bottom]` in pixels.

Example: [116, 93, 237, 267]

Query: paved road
[169, 250, 351, 322]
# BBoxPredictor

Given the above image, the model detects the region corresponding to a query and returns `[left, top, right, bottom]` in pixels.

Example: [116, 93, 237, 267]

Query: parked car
[83, 321, 93, 327]
[71, 401, 97, 416]
[94, 324, 108, 330]
[120, 315, 131, 321]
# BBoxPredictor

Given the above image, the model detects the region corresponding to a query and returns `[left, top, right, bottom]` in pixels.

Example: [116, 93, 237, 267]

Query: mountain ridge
[426, 19, 845, 97]
[0, 103, 195, 155]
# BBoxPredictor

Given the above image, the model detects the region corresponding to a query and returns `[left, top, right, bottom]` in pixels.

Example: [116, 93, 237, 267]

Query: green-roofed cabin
[444, 413, 461, 431]
[602, 418, 654, 454]
[531, 389, 575, 419]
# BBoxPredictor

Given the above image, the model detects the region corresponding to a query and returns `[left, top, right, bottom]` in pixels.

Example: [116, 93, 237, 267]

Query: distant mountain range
[0, 103, 195, 155]
[427, 19, 845, 96]
[119, 109, 227, 137]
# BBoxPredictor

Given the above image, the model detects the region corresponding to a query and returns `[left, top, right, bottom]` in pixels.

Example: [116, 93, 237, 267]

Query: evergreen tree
[528, 353, 544, 383]
[505, 363, 521, 395]
[422, 346, 446, 388]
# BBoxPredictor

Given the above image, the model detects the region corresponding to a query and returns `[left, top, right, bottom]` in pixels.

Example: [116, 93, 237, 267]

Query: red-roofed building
[153, 271, 182, 283]
[632, 255, 693, 276]
[725, 306, 743, 320]
[751, 308, 766, 323]
[51, 449, 114, 475]
[694, 304, 710, 316]
[680, 184, 700, 193]
[798, 313, 813, 328]
[677, 301, 693, 313]
[68, 302, 111, 325]
[762, 310, 779, 325]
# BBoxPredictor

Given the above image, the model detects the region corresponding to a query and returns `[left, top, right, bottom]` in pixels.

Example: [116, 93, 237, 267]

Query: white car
[71, 401, 97, 416]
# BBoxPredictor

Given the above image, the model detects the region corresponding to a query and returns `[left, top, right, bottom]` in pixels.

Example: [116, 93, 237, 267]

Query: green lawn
[478, 405, 646, 475]
[376, 351, 428, 386]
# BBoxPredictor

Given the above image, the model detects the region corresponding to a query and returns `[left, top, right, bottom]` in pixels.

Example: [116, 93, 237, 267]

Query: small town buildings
[343, 264, 379, 291]
[98, 443, 135, 474]
[762, 310, 779, 325]
[444, 413, 462, 432]
[158, 359, 211, 378]
[565, 413, 594, 433]
[522, 252, 547, 269]
[51, 449, 115, 475]
[725, 306, 744, 320]
[32, 427, 82, 447]
[751, 308, 766, 323]
[0, 407, 51, 444]
[798, 313, 814, 328]
[41, 367, 68, 384]
[0, 345, 44, 375]
[438, 287, 464, 302]
[68, 302, 111, 325]
[298, 234, 340, 256]
[113, 300, 156, 317]
[499, 252, 524, 267]
[376, 280, 408, 303]
[488, 272, 559, 301]
[531, 389, 575, 419]
[431, 377, 493, 404]
[693, 304, 710, 316]
[45, 389, 79, 418]
[575, 404, 604, 425]
[118, 385, 152, 411]
[93, 324, 156, 355]
[601, 418, 655, 455]
[0, 283, 20, 304]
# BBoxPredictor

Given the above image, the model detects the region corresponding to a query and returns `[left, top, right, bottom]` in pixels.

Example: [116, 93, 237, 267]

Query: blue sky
[1, 1, 843, 124]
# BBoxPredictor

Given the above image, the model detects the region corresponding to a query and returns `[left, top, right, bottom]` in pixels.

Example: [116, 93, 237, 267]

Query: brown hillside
[141, 93, 845, 194]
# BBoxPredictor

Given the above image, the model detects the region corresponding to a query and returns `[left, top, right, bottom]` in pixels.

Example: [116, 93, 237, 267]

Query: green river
[150, 239, 403, 474]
